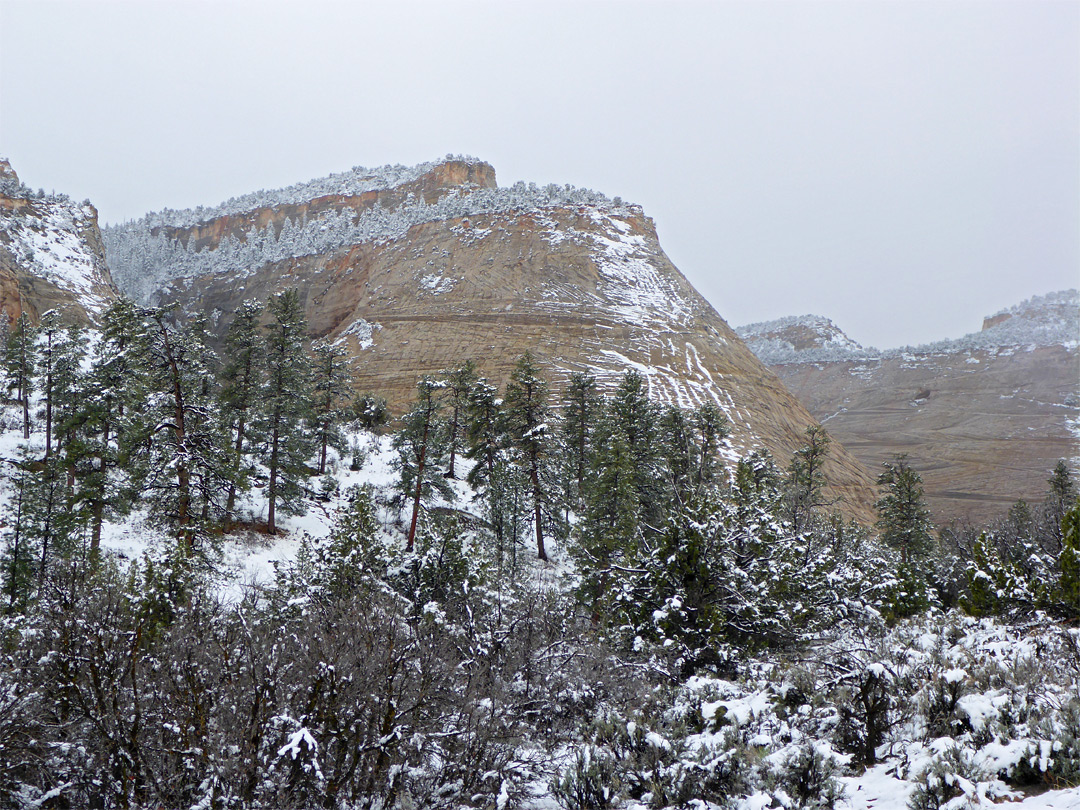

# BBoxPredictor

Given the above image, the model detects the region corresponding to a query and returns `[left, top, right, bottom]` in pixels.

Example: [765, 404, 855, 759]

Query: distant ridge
[737, 290, 1079, 524]
[736, 289, 1078, 365]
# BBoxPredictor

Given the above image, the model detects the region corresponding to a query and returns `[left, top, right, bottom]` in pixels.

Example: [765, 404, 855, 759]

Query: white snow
[0, 197, 112, 316]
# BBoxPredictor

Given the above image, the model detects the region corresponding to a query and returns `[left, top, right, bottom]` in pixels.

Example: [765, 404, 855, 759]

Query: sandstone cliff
[104, 157, 880, 522]
[737, 292, 1080, 525]
[0, 158, 118, 325]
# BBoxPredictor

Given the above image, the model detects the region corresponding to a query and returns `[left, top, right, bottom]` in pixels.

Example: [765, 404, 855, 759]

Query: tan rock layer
[769, 346, 1080, 526]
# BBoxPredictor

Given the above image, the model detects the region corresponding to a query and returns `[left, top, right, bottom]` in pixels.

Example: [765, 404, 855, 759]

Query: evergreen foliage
[4, 313, 35, 439]
[875, 454, 935, 564]
[442, 359, 478, 480]
[785, 425, 832, 536]
[219, 300, 264, 518]
[0, 301, 1074, 807]
[310, 341, 352, 475]
[258, 290, 315, 535]
[503, 352, 553, 561]
[394, 376, 451, 551]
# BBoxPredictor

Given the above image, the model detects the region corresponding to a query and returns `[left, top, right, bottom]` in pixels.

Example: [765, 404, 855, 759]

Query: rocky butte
[0, 158, 117, 325]
[104, 156, 879, 521]
[737, 291, 1080, 526]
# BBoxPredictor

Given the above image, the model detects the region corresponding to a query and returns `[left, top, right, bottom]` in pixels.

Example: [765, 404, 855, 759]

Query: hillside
[104, 157, 879, 521]
[737, 291, 1080, 524]
[0, 158, 117, 325]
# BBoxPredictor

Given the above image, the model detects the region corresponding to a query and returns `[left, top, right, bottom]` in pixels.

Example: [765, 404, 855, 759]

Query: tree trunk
[267, 420, 280, 535]
[530, 452, 547, 561]
[406, 419, 430, 552]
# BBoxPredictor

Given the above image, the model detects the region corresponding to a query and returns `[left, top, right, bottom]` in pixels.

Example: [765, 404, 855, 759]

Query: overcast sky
[1, 0, 1076, 348]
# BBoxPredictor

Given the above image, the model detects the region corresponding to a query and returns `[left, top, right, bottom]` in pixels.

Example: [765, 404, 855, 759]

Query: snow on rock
[737, 290, 1079, 364]
[103, 158, 638, 304]
[0, 194, 114, 318]
[334, 316, 378, 350]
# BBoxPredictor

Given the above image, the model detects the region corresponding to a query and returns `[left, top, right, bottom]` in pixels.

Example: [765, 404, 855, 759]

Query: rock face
[0, 159, 118, 325]
[738, 292, 1080, 526]
[104, 157, 879, 522]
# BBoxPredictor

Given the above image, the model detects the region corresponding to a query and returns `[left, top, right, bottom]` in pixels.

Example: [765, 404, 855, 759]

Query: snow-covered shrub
[1011, 701, 1080, 789]
[833, 662, 895, 767]
[905, 742, 1008, 810]
[552, 745, 622, 810]
[559, 704, 758, 810]
[921, 669, 972, 739]
[766, 742, 847, 810]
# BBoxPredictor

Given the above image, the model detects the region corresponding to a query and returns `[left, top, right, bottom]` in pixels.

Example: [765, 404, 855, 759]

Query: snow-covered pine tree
[464, 378, 523, 566]
[785, 424, 832, 539]
[1059, 498, 1080, 617]
[81, 297, 147, 559]
[219, 300, 263, 519]
[48, 321, 89, 463]
[4, 313, 36, 440]
[441, 359, 478, 480]
[394, 375, 450, 552]
[560, 371, 599, 511]
[606, 370, 664, 536]
[126, 308, 232, 551]
[503, 352, 552, 561]
[35, 310, 65, 460]
[1044, 460, 1077, 551]
[875, 454, 934, 565]
[311, 342, 353, 476]
[258, 289, 315, 535]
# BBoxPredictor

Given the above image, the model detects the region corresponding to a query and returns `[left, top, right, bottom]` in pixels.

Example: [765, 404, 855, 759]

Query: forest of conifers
[0, 292, 1077, 810]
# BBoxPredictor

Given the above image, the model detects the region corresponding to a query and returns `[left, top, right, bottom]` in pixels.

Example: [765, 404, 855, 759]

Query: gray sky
[1, 0, 1076, 348]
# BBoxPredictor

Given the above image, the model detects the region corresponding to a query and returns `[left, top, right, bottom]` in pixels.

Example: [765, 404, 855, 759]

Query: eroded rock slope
[0, 159, 117, 325]
[104, 157, 879, 521]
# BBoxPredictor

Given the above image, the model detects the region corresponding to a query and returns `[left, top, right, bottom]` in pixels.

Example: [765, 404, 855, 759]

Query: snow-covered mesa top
[737, 290, 1079, 364]
[102, 156, 641, 304]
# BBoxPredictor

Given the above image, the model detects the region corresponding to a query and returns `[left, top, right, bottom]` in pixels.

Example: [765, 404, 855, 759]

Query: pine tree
[503, 352, 552, 561]
[464, 378, 520, 562]
[692, 402, 728, 494]
[2, 448, 37, 612]
[576, 420, 639, 618]
[394, 376, 451, 552]
[606, 370, 664, 535]
[785, 425, 832, 537]
[875, 454, 934, 565]
[965, 532, 1005, 617]
[442, 359, 478, 480]
[82, 297, 147, 560]
[36, 310, 64, 460]
[310, 341, 352, 475]
[352, 392, 389, 433]
[219, 301, 263, 519]
[50, 322, 89, 464]
[465, 379, 503, 493]
[560, 371, 599, 509]
[127, 308, 231, 551]
[1044, 460, 1076, 551]
[4, 313, 36, 440]
[259, 290, 315, 535]
[1058, 499, 1080, 617]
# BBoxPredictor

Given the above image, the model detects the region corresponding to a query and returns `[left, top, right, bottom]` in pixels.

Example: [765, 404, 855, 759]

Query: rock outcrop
[0, 159, 118, 325]
[104, 157, 880, 522]
[738, 292, 1080, 525]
